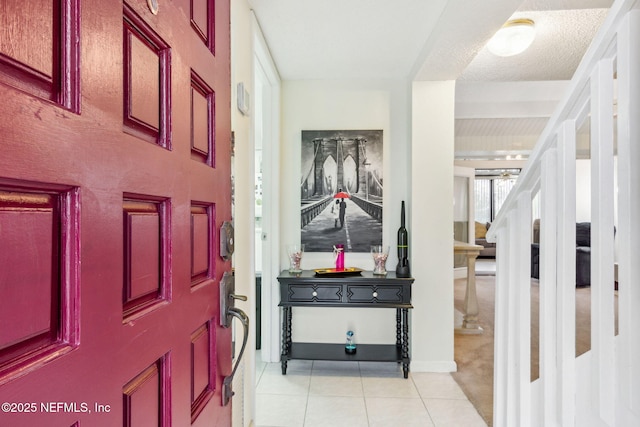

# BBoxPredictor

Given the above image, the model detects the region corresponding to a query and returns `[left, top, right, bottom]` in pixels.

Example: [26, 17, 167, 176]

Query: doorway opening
[252, 15, 281, 368]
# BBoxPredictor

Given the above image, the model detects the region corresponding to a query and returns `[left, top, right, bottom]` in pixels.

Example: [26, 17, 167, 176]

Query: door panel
[122, 196, 166, 319]
[190, 0, 215, 53]
[123, 4, 170, 146]
[190, 71, 214, 164]
[123, 358, 167, 426]
[0, 185, 78, 377]
[0, 0, 232, 426]
[190, 321, 215, 421]
[0, 0, 80, 110]
[0, 0, 54, 76]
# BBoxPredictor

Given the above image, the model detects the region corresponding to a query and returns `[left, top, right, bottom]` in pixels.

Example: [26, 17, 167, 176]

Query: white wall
[576, 158, 592, 222]
[411, 81, 457, 371]
[280, 79, 412, 345]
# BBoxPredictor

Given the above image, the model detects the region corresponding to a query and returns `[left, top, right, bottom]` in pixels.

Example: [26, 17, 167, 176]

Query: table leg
[401, 308, 410, 378]
[458, 253, 483, 334]
[396, 308, 401, 347]
[281, 307, 291, 375]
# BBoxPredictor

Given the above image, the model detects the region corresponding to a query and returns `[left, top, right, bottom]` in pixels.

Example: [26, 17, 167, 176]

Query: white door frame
[252, 12, 281, 363]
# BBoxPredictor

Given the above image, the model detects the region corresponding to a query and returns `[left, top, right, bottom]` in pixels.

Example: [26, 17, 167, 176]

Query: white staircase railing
[486, 1, 640, 425]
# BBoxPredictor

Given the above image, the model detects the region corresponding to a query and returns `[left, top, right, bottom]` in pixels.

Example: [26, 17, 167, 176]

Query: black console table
[277, 270, 414, 378]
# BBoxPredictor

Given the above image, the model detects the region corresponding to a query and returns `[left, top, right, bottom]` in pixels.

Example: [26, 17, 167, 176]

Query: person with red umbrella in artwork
[334, 189, 350, 228]
[339, 198, 347, 228]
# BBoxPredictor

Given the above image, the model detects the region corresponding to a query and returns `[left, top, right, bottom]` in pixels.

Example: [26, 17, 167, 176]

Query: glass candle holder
[287, 244, 304, 273]
[371, 245, 389, 275]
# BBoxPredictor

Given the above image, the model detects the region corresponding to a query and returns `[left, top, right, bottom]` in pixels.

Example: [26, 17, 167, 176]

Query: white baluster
[506, 211, 519, 426]
[590, 56, 616, 425]
[557, 119, 577, 427]
[515, 192, 532, 426]
[493, 226, 509, 427]
[539, 148, 559, 425]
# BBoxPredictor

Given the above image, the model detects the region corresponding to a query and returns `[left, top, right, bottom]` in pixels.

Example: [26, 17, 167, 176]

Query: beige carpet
[452, 275, 615, 426]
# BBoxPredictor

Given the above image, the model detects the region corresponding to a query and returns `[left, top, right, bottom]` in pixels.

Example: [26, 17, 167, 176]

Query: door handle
[219, 271, 250, 406]
[220, 272, 248, 328]
[222, 306, 249, 406]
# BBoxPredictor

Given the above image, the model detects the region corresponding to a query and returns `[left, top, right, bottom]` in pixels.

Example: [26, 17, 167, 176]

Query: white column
[557, 119, 577, 427]
[539, 148, 559, 426]
[590, 56, 616, 425]
[410, 81, 456, 371]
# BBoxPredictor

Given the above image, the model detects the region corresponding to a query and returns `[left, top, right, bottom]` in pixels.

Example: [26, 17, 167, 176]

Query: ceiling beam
[455, 81, 570, 118]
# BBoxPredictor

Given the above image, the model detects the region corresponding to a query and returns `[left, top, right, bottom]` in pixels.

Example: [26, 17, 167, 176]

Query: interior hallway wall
[280, 79, 411, 346]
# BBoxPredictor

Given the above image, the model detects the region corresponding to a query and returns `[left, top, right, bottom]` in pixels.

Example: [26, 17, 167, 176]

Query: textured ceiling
[248, 0, 615, 158]
[459, 9, 610, 82]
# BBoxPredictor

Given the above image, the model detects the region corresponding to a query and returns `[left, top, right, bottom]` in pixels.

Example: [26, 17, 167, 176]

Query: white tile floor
[255, 359, 487, 427]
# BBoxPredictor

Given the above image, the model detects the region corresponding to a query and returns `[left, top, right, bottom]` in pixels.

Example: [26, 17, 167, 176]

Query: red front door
[0, 1, 232, 426]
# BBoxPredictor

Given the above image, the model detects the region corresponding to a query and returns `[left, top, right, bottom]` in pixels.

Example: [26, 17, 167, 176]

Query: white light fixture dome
[487, 18, 536, 57]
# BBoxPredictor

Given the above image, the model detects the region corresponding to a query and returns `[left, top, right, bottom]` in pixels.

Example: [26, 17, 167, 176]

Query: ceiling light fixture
[487, 18, 536, 57]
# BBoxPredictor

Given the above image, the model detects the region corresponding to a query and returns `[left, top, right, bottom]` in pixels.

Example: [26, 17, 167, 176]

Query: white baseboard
[454, 267, 467, 279]
[410, 360, 458, 373]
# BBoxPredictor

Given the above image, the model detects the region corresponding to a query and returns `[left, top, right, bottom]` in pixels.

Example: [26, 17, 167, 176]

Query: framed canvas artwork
[300, 130, 383, 252]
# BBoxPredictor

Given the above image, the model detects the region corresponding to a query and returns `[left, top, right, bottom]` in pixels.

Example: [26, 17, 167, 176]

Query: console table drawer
[286, 284, 342, 303]
[347, 285, 407, 303]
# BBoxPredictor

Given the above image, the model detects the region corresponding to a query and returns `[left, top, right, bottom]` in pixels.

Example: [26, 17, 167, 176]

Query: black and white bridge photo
[300, 130, 383, 253]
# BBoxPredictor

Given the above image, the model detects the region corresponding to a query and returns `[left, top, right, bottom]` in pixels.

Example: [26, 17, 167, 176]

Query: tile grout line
[255, 357, 267, 389]
[411, 373, 437, 427]
[358, 362, 371, 426]
[301, 361, 313, 427]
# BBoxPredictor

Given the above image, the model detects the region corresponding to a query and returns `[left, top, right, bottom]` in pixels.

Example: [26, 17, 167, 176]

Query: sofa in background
[575, 223, 592, 287]
[531, 219, 540, 279]
[531, 221, 592, 287]
[474, 221, 495, 257]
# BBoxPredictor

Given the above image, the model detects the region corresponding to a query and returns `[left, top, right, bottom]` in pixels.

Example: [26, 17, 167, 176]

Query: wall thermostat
[237, 82, 250, 116]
